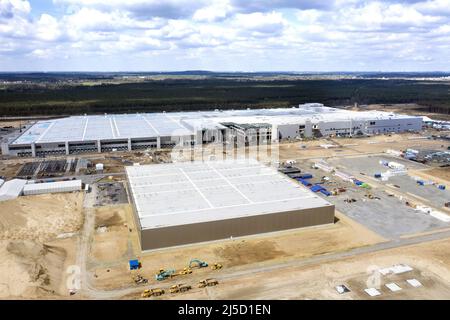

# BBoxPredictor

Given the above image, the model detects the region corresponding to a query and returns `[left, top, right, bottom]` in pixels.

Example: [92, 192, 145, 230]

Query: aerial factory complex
[2, 104, 423, 157]
[2, 100, 450, 300]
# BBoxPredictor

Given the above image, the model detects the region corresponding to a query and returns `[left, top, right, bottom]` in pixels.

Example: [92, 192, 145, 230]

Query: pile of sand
[0, 193, 84, 242]
[0, 240, 67, 298]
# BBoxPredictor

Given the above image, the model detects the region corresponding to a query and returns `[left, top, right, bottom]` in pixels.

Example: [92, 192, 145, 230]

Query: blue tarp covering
[320, 189, 331, 196]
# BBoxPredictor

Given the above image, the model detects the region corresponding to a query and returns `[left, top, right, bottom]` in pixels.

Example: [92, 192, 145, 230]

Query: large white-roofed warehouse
[1, 103, 422, 157]
[126, 159, 335, 251]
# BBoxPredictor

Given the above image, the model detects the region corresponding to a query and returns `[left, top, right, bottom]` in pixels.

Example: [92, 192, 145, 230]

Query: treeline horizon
[0, 78, 449, 117]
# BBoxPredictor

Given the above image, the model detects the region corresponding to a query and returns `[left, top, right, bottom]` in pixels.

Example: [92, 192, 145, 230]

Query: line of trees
[0, 79, 449, 116]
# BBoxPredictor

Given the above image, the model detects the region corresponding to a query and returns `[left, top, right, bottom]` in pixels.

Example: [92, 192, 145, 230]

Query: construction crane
[141, 288, 165, 298]
[189, 259, 208, 269]
[198, 278, 219, 288]
[155, 268, 176, 281]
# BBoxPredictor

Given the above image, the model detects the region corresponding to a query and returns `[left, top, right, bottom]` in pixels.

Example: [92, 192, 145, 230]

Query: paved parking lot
[327, 188, 448, 239]
[329, 155, 427, 176]
[384, 175, 450, 208]
[284, 159, 449, 239]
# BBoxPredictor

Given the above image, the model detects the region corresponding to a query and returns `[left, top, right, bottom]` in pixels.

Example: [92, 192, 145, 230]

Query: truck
[141, 288, 165, 298]
[169, 284, 192, 294]
[198, 278, 219, 288]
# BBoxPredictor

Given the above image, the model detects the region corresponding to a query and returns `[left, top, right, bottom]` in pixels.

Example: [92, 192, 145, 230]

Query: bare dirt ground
[0, 193, 83, 298]
[89, 208, 385, 291]
[0, 193, 83, 241]
[419, 167, 450, 182]
[0, 120, 26, 128]
[0, 162, 22, 178]
[277, 132, 448, 163]
[91, 205, 133, 263]
[154, 238, 450, 300]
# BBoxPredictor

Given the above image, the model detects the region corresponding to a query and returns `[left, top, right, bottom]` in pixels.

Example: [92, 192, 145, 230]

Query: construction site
[0, 105, 450, 300]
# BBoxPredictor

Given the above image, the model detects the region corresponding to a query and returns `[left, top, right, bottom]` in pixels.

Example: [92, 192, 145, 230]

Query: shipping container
[310, 185, 324, 192]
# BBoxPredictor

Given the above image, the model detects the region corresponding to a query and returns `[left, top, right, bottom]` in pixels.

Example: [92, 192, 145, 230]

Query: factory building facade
[126, 159, 335, 251]
[2, 104, 423, 157]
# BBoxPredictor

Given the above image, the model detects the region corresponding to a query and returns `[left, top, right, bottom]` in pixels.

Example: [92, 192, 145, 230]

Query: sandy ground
[419, 167, 450, 182]
[89, 208, 385, 291]
[277, 132, 449, 163]
[91, 205, 133, 263]
[0, 120, 27, 128]
[0, 162, 22, 178]
[0, 193, 83, 242]
[145, 238, 450, 300]
[0, 193, 83, 298]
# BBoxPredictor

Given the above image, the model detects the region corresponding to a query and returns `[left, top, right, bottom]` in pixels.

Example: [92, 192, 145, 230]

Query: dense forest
[0, 76, 450, 116]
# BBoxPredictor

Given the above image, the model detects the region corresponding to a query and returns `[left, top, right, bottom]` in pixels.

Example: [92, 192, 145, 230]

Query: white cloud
[36, 14, 61, 41]
[0, 0, 30, 18]
[29, 48, 51, 58]
[232, 12, 286, 34]
[1, 0, 450, 70]
[193, 0, 233, 22]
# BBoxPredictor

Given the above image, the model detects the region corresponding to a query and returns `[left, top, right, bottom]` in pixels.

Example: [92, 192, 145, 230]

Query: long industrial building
[2, 103, 423, 157]
[126, 159, 335, 250]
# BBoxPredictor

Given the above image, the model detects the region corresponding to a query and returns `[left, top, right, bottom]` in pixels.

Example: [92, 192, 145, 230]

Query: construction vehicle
[155, 268, 176, 281]
[169, 284, 192, 294]
[211, 263, 223, 270]
[198, 278, 219, 288]
[178, 267, 193, 275]
[189, 259, 208, 269]
[365, 193, 381, 200]
[141, 288, 165, 298]
[133, 274, 148, 285]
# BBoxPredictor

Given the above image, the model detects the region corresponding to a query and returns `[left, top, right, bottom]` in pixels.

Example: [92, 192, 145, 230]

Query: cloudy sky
[1, 0, 450, 71]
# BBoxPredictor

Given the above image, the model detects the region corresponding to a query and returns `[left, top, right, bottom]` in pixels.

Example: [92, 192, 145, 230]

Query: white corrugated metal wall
[23, 180, 82, 196]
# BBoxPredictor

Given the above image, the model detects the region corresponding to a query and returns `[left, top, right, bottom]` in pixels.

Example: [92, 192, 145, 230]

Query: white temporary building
[0, 179, 27, 201]
[22, 180, 82, 196]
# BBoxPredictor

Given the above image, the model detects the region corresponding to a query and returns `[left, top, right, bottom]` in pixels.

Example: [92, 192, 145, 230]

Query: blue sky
[1, 0, 450, 71]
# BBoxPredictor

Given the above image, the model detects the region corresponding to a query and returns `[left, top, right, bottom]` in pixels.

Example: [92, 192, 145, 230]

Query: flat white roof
[12, 103, 422, 145]
[23, 180, 82, 192]
[0, 179, 27, 201]
[126, 159, 333, 230]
